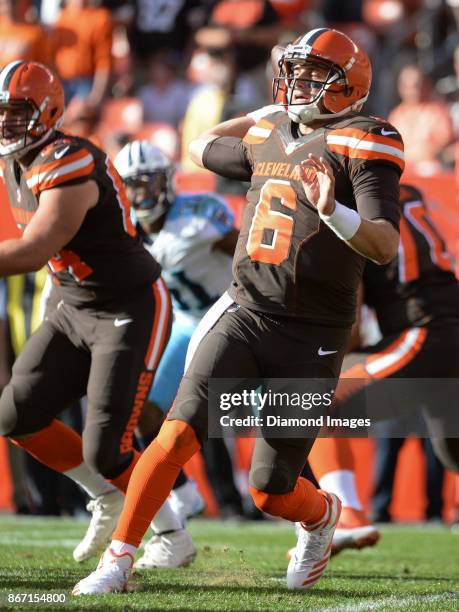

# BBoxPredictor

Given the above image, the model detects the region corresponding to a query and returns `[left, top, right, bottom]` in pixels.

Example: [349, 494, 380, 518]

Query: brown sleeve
[202, 137, 252, 182]
[351, 164, 401, 231]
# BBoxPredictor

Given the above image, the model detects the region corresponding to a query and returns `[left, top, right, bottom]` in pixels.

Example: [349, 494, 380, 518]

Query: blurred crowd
[1, 0, 458, 173]
[1, 0, 459, 523]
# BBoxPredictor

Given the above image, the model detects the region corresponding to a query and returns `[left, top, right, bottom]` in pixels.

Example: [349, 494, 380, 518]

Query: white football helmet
[114, 140, 175, 223]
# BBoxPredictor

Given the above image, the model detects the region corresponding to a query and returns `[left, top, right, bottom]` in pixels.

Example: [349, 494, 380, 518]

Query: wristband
[319, 200, 361, 241]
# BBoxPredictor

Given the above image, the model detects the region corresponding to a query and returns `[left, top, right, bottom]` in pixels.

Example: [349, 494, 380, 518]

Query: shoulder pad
[26, 138, 95, 195]
[244, 112, 288, 146]
[247, 105, 285, 123]
[325, 114, 404, 173]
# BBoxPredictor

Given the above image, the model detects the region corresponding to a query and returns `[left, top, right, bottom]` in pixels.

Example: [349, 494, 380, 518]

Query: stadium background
[0, 0, 458, 524]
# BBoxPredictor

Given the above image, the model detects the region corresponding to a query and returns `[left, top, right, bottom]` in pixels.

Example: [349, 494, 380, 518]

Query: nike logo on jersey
[318, 347, 337, 356]
[284, 141, 306, 155]
[114, 318, 133, 327]
[54, 146, 70, 159]
[380, 128, 397, 136]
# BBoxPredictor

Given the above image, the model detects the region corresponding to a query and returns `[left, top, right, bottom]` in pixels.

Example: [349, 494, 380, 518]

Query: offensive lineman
[0, 61, 172, 560]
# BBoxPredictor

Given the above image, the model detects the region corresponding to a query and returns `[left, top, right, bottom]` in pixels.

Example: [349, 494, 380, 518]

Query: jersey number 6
[246, 179, 296, 265]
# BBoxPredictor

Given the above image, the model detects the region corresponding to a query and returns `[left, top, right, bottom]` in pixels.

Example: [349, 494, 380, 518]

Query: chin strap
[287, 92, 369, 125]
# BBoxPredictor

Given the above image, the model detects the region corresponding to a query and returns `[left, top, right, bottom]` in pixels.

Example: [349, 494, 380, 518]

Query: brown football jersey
[363, 184, 459, 334]
[203, 109, 404, 327]
[3, 132, 161, 307]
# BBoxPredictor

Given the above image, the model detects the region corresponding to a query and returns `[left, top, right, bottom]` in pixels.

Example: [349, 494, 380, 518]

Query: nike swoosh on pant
[114, 318, 133, 327]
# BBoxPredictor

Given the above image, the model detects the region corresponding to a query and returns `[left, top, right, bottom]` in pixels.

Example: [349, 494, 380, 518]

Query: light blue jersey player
[114, 142, 240, 540]
[114, 141, 238, 418]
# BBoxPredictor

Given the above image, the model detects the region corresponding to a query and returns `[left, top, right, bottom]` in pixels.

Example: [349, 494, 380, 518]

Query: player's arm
[190, 129, 253, 182]
[0, 181, 98, 276]
[343, 217, 398, 265]
[189, 98, 284, 169]
[300, 155, 399, 265]
[189, 115, 256, 168]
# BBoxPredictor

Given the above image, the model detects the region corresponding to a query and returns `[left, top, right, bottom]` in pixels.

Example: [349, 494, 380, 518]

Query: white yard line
[321, 592, 459, 611]
[0, 535, 79, 547]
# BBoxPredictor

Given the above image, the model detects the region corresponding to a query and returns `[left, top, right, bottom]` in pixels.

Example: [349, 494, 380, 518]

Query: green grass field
[0, 516, 458, 611]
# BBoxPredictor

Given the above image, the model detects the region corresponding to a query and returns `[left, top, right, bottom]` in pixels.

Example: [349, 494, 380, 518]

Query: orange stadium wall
[0, 438, 13, 511]
[0, 178, 16, 511]
[0, 172, 457, 520]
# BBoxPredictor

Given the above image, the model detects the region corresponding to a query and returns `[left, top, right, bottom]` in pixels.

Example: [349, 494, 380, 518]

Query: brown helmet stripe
[0, 60, 26, 94]
[297, 28, 329, 48]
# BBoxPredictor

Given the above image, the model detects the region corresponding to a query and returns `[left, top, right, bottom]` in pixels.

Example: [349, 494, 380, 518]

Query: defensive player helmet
[114, 140, 175, 223]
[0, 61, 64, 158]
[273, 28, 372, 124]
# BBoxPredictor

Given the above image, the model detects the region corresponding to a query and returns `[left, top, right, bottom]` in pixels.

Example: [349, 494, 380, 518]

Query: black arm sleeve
[351, 164, 401, 231]
[202, 136, 253, 182]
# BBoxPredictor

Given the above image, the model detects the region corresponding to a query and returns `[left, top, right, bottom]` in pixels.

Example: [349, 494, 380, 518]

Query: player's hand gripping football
[299, 154, 336, 216]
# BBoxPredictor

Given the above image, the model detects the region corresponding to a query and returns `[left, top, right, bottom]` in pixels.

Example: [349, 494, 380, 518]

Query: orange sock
[249, 477, 327, 524]
[309, 438, 354, 481]
[108, 449, 141, 494]
[12, 419, 83, 472]
[113, 420, 201, 546]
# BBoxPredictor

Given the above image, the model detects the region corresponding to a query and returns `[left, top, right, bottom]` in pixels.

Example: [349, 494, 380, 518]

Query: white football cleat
[169, 479, 205, 522]
[332, 507, 380, 555]
[72, 547, 134, 595]
[73, 490, 124, 562]
[134, 529, 196, 569]
[287, 492, 341, 590]
[332, 524, 380, 554]
[287, 507, 380, 559]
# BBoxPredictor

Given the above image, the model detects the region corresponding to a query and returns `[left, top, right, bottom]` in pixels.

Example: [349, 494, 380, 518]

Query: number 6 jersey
[203, 108, 404, 327]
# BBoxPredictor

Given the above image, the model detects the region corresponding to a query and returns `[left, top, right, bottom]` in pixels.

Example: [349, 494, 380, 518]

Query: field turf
[0, 516, 458, 611]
